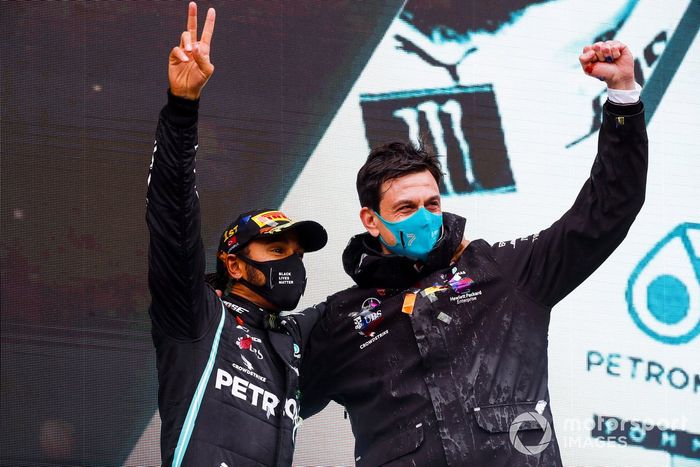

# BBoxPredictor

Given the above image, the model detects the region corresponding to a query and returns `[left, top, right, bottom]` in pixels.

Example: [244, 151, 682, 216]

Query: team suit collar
[342, 211, 467, 289]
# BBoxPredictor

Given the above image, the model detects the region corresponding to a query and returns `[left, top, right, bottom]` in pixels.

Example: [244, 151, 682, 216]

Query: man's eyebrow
[391, 199, 418, 208]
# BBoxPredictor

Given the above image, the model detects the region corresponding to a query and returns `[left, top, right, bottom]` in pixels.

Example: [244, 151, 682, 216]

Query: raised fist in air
[579, 40, 636, 90]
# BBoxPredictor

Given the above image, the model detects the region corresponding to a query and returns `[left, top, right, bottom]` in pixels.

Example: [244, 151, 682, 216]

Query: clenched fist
[169, 2, 216, 100]
[579, 40, 636, 90]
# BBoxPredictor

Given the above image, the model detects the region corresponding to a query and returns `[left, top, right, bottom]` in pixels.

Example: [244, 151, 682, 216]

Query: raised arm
[492, 41, 648, 308]
[147, 3, 217, 337]
[168, 2, 216, 101]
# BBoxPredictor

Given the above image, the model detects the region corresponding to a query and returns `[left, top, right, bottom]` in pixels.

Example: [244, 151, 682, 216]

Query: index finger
[200, 7, 216, 46]
[579, 50, 596, 66]
[187, 2, 198, 43]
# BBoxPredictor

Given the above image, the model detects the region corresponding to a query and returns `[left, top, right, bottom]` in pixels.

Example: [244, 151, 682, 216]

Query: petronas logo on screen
[626, 223, 700, 345]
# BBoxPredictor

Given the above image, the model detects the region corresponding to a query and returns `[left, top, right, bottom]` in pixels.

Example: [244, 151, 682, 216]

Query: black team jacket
[147, 92, 318, 466]
[299, 100, 648, 466]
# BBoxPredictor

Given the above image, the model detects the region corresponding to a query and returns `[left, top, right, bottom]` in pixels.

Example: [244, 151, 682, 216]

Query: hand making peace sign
[169, 2, 216, 100]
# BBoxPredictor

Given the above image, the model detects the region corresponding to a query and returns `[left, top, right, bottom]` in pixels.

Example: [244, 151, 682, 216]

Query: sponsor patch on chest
[236, 334, 264, 360]
[449, 289, 482, 304]
[445, 268, 482, 304]
[214, 369, 298, 422]
[348, 297, 384, 337]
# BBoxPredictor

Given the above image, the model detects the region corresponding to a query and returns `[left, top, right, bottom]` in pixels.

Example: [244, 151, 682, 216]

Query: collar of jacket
[342, 211, 467, 289]
[221, 294, 281, 331]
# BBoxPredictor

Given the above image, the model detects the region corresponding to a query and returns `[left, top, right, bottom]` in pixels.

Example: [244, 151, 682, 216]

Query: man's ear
[360, 207, 381, 238]
[225, 254, 244, 280]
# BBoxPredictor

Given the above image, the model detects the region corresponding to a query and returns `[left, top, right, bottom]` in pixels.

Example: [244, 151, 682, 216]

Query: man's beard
[244, 262, 266, 287]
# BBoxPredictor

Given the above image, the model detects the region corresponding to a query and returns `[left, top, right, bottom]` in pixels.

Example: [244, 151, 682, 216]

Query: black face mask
[237, 254, 307, 311]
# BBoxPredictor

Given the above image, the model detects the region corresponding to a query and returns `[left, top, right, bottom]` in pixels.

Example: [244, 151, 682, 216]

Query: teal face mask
[375, 207, 443, 261]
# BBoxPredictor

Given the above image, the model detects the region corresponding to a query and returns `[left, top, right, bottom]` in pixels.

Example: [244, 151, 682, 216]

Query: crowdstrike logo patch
[359, 329, 389, 350]
[241, 355, 254, 371]
[231, 359, 267, 384]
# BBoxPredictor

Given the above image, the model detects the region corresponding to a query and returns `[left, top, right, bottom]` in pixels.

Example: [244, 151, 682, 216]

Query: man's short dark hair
[356, 140, 443, 212]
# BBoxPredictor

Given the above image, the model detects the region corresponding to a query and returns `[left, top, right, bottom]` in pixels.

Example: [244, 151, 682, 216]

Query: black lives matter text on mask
[277, 271, 295, 285]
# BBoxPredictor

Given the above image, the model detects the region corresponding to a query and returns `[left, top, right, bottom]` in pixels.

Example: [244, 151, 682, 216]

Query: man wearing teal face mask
[363, 142, 446, 263]
[372, 199, 443, 262]
[300, 40, 648, 466]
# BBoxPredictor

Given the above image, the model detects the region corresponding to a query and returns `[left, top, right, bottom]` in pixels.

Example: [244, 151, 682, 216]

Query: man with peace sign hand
[168, 1, 215, 100]
[147, 3, 328, 466]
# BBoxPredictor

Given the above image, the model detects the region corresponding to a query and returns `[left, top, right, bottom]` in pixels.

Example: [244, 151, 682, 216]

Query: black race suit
[147, 92, 317, 467]
[300, 100, 648, 466]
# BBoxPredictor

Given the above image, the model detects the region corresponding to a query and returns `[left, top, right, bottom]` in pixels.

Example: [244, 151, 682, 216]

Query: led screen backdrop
[1, 1, 698, 466]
